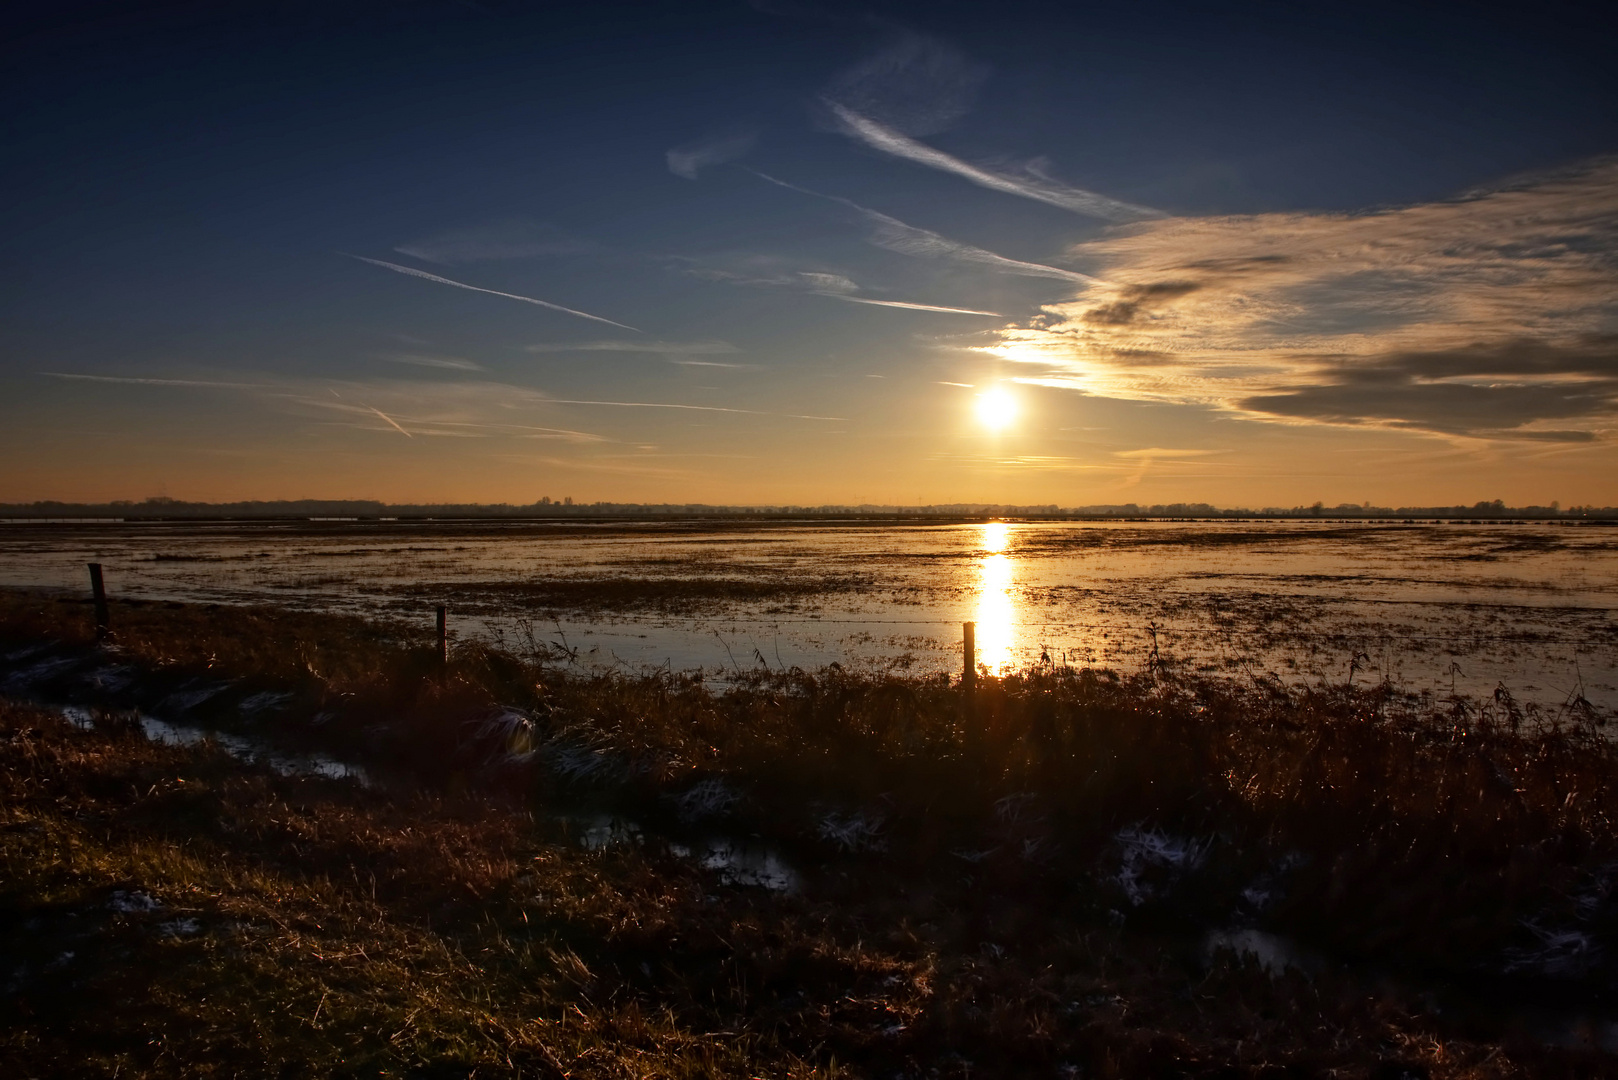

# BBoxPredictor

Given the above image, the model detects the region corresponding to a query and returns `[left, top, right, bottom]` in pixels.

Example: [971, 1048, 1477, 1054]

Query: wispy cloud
[824, 102, 1163, 223]
[543, 398, 847, 421]
[1112, 447, 1219, 458]
[834, 295, 1001, 316]
[380, 353, 484, 371]
[681, 257, 1002, 316]
[524, 340, 739, 355]
[984, 159, 1618, 441]
[364, 404, 412, 437]
[751, 169, 1100, 285]
[667, 129, 757, 179]
[344, 255, 641, 332]
[824, 32, 989, 138]
[40, 373, 268, 390]
[42, 369, 828, 438]
[394, 221, 587, 264]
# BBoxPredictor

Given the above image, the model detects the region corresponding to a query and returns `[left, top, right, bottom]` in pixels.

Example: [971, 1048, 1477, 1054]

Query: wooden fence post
[88, 563, 110, 641]
[436, 605, 449, 666]
[962, 620, 976, 692]
[961, 620, 977, 733]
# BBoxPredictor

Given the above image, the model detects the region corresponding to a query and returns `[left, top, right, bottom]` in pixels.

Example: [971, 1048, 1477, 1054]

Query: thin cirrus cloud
[683, 260, 1002, 317]
[823, 32, 989, 139]
[525, 339, 757, 369]
[823, 102, 1164, 224]
[393, 221, 589, 264]
[363, 404, 412, 437]
[667, 130, 758, 179]
[542, 398, 847, 421]
[40, 367, 842, 431]
[834, 295, 1001, 316]
[344, 255, 641, 332]
[525, 340, 740, 355]
[380, 353, 484, 371]
[40, 373, 269, 390]
[983, 158, 1618, 442]
[750, 169, 1101, 285]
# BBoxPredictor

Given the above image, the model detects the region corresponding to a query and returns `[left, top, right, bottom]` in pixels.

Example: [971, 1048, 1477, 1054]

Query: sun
[975, 387, 1018, 432]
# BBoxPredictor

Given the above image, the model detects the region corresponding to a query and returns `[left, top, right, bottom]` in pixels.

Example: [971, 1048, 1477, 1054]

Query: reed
[3, 589, 1616, 994]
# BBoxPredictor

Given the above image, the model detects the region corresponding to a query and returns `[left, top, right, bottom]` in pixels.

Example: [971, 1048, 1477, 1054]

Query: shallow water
[552, 813, 800, 892]
[58, 704, 371, 784]
[4, 518, 1615, 709]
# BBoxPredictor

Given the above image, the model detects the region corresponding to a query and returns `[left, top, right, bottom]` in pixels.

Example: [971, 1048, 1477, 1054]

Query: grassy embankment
[2, 590, 1617, 1077]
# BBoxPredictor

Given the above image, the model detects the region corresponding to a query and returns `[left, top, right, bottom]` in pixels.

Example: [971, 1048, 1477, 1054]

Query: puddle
[690, 839, 799, 892]
[54, 704, 370, 785]
[138, 714, 371, 784]
[563, 813, 643, 851]
[60, 704, 97, 730]
[159, 682, 234, 714]
[561, 813, 798, 892]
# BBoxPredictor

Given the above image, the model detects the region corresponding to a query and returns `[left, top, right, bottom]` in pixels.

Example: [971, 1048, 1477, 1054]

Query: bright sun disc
[976, 388, 1018, 431]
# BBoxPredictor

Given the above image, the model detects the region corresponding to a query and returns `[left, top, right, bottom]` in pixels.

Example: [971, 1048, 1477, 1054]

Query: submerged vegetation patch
[387, 572, 877, 615]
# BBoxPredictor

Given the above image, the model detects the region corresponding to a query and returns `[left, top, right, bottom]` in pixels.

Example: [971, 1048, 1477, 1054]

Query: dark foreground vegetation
[3, 590, 1617, 1077]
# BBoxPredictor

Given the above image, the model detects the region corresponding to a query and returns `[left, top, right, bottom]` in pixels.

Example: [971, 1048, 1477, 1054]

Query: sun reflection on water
[974, 523, 1016, 675]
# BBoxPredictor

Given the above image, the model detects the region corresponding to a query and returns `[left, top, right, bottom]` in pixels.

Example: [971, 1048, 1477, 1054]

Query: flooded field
[2, 518, 1615, 709]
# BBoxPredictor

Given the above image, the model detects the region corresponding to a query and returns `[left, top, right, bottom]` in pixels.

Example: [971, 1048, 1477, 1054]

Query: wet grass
[4, 590, 1618, 1074]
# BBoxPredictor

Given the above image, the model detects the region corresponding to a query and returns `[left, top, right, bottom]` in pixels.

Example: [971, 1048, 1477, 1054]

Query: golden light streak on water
[974, 523, 1016, 674]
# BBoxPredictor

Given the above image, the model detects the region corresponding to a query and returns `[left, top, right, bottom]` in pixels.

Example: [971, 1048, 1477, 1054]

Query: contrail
[40, 373, 266, 390]
[751, 169, 1103, 285]
[546, 398, 847, 421]
[363, 404, 412, 437]
[833, 295, 1002, 316]
[825, 102, 1164, 223]
[344, 255, 642, 332]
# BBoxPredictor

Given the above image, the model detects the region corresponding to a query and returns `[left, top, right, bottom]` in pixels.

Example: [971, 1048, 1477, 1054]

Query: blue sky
[3, 0, 1615, 505]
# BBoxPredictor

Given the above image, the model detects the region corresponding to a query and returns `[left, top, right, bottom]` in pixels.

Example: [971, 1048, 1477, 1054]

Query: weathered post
[962, 620, 976, 693]
[436, 605, 449, 666]
[87, 563, 110, 641]
[961, 620, 977, 735]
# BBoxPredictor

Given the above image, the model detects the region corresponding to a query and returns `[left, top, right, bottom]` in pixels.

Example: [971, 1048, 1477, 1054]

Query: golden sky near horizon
[4, 12, 1615, 508]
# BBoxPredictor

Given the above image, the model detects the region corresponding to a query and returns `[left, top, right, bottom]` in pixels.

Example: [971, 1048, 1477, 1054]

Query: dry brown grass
[7, 698, 1608, 1078]
[5, 590, 1618, 1075]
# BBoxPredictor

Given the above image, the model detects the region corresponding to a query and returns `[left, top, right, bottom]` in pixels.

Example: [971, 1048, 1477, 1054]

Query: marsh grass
[5, 697, 1606, 1079]
[4, 590, 1618, 1075]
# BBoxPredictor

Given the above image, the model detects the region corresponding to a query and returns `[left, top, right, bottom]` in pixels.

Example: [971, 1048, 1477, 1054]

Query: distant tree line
[1, 496, 1614, 520]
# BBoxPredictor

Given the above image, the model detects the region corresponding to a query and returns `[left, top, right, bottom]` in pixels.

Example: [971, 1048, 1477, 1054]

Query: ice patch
[567, 814, 642, 850]
[59, 705, 97, 730]
[698, 840, 799, 892]
[1113, 825, 1210, 906]
[137, 715, 369, 784]
[108, 890, 161, 913]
